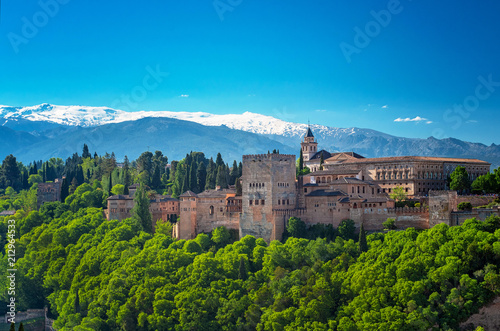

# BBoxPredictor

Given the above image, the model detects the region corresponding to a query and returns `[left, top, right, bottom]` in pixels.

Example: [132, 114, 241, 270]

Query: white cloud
[466, 120, 478, 123]
[394, 116, 432, 124]
[315, 109, 327, 112]
[381, 105, 388, 109]
[179, 94, 189, 98]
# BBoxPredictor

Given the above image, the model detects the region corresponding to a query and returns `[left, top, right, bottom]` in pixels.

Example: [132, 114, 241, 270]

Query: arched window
[209, 206, 214, 215]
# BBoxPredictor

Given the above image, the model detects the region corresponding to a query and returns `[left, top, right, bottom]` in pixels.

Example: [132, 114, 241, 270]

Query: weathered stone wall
[457, 195, 497, 207]
[195, 197, 240, 234]
[240, 154, 296, 242]
[177, 197, 197, 240]
[37, 180, 61, 209]
[451, 208, 500, 226]
[429, 191, 458, 227]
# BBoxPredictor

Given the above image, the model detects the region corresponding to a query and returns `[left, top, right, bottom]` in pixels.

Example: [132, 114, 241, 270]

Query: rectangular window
[249, 200, 253, 205]
[261, 200, 265, 205]
[255, 200, 259, 205]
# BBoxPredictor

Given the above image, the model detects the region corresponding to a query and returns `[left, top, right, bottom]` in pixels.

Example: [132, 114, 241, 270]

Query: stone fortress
[174, 127, 496, 242]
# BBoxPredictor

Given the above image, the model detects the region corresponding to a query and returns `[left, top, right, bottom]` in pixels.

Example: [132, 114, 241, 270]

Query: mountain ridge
[0, 104, 498, 168]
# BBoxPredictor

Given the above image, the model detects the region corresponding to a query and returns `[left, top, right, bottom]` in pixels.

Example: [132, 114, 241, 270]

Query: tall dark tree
[61, 177, 69, 202]
[107, 174, 112, 196]
[359, 223, 368, 252]
[238, 162, 243, 178]
[230, 160, 239, 185]
[0, 154, 21, 190]
[189, 162, 198, 193]
[235, 177, 242, 196]
[215, 153, 224, 168]
[76, 165, 85, 185]
[197, 162, 207, 193]
[238, 256, 247, 280]
[205, 158, 216, 190]
[132, 184, 153, 233]
[216, 165, 228, 188]
[137, 151, 153, 178]
[319, 153, 324, 171]
[151, 164, 162, 190]
[299, 149, 304, 172]
[182, 165, 189, 193]
[82, 144, 91, 158]
[123, 155, 131, 195]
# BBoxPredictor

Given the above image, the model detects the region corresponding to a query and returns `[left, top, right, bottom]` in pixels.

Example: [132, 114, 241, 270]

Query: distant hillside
[9, 117, 295, 163]
[0, 103, 498, 167]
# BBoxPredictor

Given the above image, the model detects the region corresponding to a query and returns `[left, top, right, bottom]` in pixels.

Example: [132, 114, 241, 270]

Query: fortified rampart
[239, 153, 296, 242]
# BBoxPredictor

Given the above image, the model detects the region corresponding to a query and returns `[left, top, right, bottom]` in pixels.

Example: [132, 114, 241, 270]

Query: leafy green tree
[111, 184, 125, 195]
[450, 166, 471, 193]
[132, 184, 153, 233]
[196, 162, 207, 193]
[338, 219, 356, 240]
[1, 154, 21, 190]
[390, 186, 407, 202]
[383, 217, 397, 230]
[458, 202, 473, 211]
[286, 217, 307, 238]
[212, 226, 231, 248]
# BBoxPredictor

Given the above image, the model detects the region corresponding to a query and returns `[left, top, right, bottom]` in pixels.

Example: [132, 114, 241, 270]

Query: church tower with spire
[300, 125, 318, 161]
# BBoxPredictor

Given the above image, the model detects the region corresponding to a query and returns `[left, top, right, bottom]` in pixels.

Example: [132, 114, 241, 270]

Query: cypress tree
[216, 165, 228, 188]
[132, 184, 153, 233]
[235, 177, 242, 196]
[359, 223, 368, 253]
[299, 149, 304, 172]
[9, 322, 15, 331]
[182, 165, 189, 193]
[76, 165, 84, 185]
[238, 162, 243, 177]
[238, 256, 247, 280]
[18, 322, 25, 331]
[197, 162, 207, 192]
[152, 164, 162, 190]
[230, 160, 238, 184]
[319, 153, 324, 171]
[190, 162, 198, 193]
[215, 153, 224, 168]
[82, 144, 91, 158]
[61, 177, 69, 201]
[109, 174, 113, 195]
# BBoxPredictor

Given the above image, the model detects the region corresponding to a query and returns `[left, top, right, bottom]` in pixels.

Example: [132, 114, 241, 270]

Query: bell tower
[300, 125, 318, 161]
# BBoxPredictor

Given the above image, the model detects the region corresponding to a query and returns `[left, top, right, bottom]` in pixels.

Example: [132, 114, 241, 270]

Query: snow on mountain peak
[0, 103, 351, 138]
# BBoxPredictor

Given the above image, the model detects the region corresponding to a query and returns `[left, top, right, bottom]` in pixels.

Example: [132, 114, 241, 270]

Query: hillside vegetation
[1, 185, 500, 330]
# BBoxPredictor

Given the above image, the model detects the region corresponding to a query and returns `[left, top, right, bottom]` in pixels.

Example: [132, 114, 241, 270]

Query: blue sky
[1, 0, 499, 144]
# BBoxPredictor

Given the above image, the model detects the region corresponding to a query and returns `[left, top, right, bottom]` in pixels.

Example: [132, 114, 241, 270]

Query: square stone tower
[239, 153, 297, 242]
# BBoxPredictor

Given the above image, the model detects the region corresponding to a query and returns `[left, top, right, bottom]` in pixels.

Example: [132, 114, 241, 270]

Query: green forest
[0, 146, 500, 330]
[1, 189, 500, 330]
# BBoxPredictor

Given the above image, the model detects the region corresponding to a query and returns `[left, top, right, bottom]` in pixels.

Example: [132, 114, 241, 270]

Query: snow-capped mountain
[0, 103, 389, 139]
[1, 104, 499, 168]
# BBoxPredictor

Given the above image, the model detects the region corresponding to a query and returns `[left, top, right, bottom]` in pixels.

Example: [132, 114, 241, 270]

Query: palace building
[302, 128, 491, 196]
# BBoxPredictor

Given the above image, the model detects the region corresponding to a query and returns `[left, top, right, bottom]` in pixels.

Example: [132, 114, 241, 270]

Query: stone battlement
[388, 207, 427, 214]
[243, 154, 296, 160]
